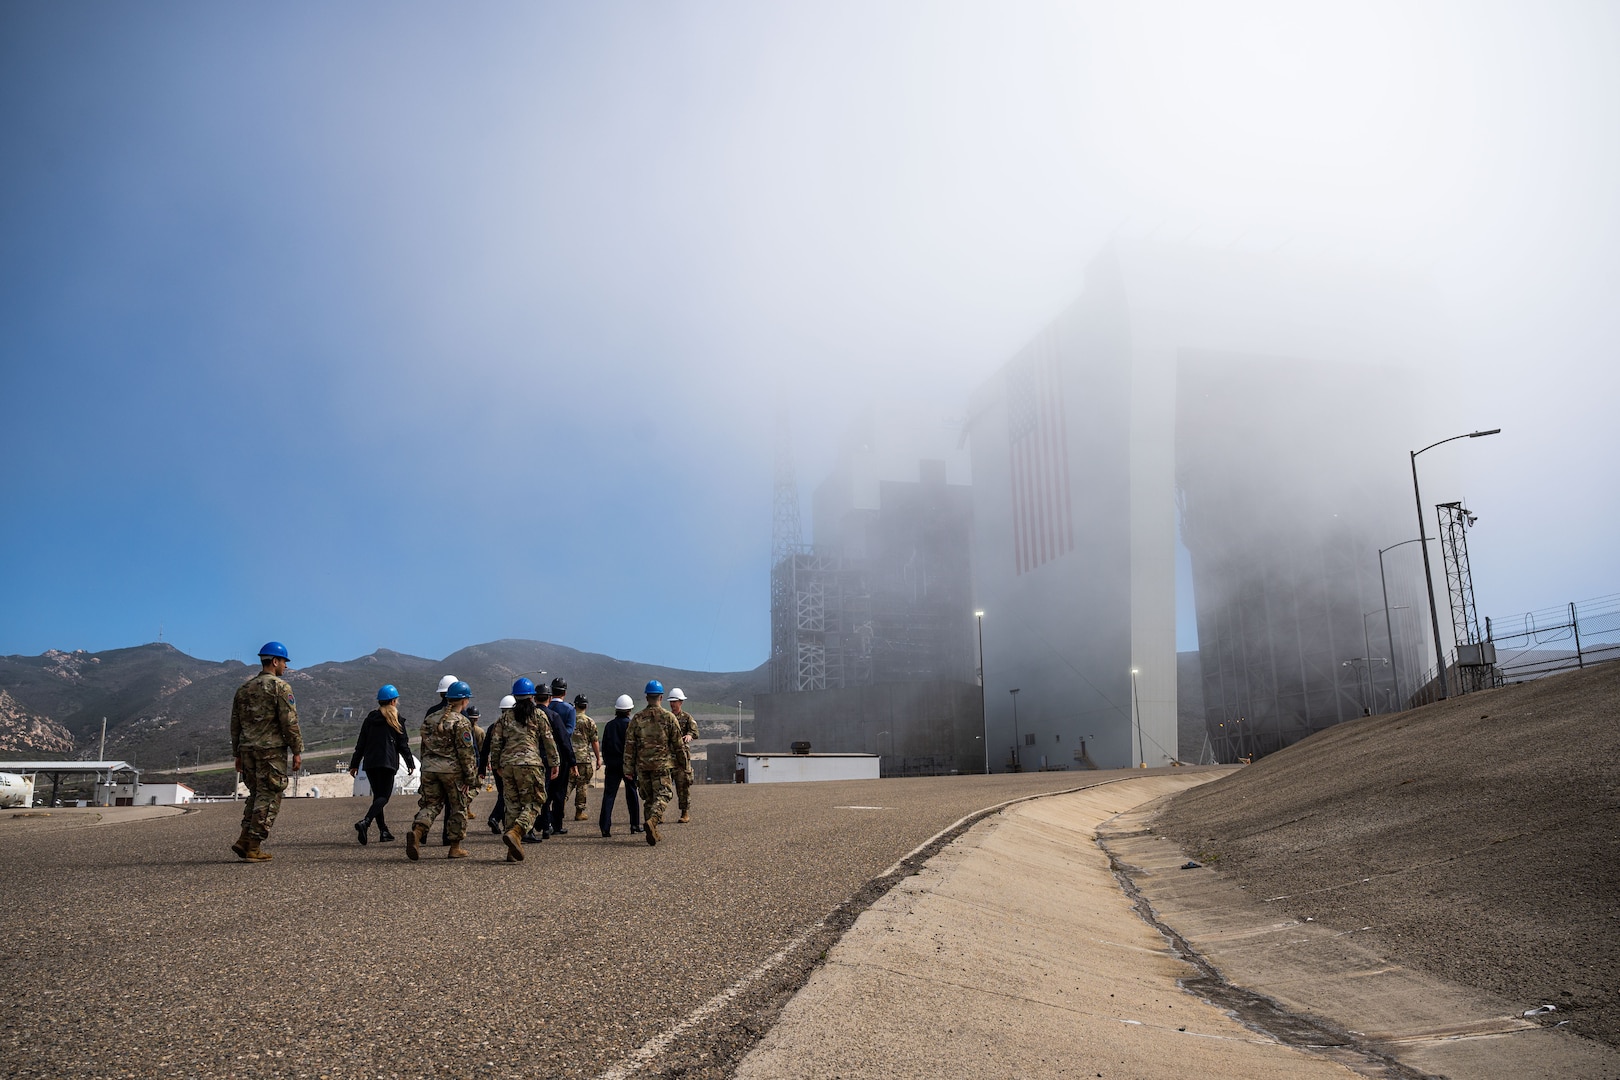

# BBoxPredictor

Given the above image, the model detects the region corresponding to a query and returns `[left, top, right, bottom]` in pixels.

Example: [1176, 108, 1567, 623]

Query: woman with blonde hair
[348, 684, 416, 844]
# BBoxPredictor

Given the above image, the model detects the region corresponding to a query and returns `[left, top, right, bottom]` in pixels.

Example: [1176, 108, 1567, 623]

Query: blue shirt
[546, 698, 577, 739]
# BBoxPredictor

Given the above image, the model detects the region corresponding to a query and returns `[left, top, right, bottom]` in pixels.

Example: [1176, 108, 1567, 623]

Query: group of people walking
[228, 641, 702, 862]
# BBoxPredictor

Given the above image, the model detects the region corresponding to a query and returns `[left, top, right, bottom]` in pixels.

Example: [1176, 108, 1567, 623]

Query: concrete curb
[733, 773, 1369, 1079]
[1101, 795, 1620, 1080]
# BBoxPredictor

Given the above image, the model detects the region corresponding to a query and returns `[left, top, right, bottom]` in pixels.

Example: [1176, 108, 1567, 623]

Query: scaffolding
[770, 548, 872, 692]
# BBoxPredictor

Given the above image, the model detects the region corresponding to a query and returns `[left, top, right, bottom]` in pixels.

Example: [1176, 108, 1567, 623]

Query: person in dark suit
[597, 694, 642, 836]
[537, 683, 577, 839]
[348, 684, 416, 844]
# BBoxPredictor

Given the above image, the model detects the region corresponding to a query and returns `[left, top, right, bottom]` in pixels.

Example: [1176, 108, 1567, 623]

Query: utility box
[1455, 642, 1498, 667]
[737, 753, 880, 784]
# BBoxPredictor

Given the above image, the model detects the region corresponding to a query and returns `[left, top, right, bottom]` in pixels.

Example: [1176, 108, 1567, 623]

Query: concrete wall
[753, 681, 985, 776]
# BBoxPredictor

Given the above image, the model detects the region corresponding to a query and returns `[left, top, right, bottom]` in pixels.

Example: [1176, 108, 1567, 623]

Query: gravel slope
[0, 769, 1166, 1079]
[1157, 661, 1620, 1048]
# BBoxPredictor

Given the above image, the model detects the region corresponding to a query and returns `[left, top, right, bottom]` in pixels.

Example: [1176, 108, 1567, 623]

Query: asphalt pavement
[0, 769, 1157, 1079]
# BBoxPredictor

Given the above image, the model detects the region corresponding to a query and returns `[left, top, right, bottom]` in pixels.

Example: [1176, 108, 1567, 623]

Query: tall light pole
[736, 700, 743, 756]
[1360, 606, 1407, 714]
[974, 611, 987, 774]
[1009, 688, 1021, 771]
[1130, 668, 1143, 767]
[1411, 429, 1499, 701]
[1379, 538, 1428, 708]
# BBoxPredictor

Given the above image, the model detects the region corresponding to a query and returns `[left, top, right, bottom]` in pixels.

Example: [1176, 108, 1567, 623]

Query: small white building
[738, 753, 880, 784]
[134, 783, 196, 806]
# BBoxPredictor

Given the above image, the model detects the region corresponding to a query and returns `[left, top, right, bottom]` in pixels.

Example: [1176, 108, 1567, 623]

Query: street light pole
[1130, 668, 1143, 767]
[975, 612, 987, 774]
[1411, 429, 1498, 701]
[1360, 607, 1407, 714]
[1379, 538, 1427, 708]
[1009, 688, 1021, 771]
[736, 700, 743, 757]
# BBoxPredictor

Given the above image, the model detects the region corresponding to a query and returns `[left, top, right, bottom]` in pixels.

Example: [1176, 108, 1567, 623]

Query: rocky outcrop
[0, 687, 76, 755]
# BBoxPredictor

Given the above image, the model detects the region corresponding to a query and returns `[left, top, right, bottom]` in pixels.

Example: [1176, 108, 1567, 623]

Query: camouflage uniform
[671, 708, 700, 814]
[231, 671, 303, 842]
[570, 713, 600, 815]
[625, 703, 684, 825]
[447, 717, 487, 841]
[413, 708, 478, 842]
[487, 705, 559, 836]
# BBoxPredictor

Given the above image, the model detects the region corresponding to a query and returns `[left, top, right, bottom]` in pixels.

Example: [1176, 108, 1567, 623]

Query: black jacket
[546, 706, 576, 772]
[349, 710, 416, 774]
[600, 714, 630, 771]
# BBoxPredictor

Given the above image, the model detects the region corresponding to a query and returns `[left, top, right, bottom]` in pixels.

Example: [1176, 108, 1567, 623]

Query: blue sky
[3, 3, 1616, 670]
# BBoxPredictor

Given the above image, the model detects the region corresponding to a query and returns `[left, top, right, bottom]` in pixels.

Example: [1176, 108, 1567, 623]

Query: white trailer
[738, 753, 880, 784]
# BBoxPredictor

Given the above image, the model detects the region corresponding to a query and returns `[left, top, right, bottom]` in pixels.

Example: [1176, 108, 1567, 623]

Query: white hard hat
[668, 687, 687, 701]
[615, 694, 634, 710]
[499, 695, 516, 710]
[437, 675, 458, 694]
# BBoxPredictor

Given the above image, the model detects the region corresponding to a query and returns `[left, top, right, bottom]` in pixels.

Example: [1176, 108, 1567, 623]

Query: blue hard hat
[446, 681, 472, 701]
[258, 641, 290, 661]
[512, 677, 536, 697]
[644, 679, 664, 695]
[377, 684, 400, 703]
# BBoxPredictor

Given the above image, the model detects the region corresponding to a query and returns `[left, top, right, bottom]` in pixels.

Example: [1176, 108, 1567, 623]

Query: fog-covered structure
[761, 413, 982, 775]
[964, 241, 1435, 768]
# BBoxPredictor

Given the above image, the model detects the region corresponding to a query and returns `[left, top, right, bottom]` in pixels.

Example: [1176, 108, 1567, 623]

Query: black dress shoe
[355, 820, 369, 845]
[630, 825, 643, 833]
[488, 820, 501, 835]
[524, 829, 544, 843]
[554, 827, 568, 835]
[601, 828, 611, 837]
[378, 828, 396, 842]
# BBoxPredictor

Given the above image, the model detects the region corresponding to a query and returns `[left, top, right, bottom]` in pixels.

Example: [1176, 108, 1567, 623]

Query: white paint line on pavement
[594, 918, 829, 1080]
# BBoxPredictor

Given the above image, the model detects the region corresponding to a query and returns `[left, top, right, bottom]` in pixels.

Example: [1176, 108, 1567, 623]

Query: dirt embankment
[1158, 661, 1620, 1048]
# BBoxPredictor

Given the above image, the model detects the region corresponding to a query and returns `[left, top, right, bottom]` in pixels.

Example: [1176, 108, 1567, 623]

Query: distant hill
[0, 640, 769, 768]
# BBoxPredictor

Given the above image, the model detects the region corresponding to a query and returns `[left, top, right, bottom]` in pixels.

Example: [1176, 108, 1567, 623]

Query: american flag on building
[1006, 346, 1074, 575]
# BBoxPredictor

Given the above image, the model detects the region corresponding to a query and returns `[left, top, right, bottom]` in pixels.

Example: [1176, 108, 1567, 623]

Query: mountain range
[0, 640, 768, 769]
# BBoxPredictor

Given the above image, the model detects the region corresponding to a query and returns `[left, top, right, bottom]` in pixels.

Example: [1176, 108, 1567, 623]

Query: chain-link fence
[1490, 593, 1620, 681]
[1413, 593, 1620, 698]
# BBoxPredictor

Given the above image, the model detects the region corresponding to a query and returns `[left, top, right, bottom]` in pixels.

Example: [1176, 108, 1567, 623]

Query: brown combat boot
[447, 840, 469, 859]
[502, 825, 525, 862]
[678, 810, 691, 823]
[574, 810, 586, 821]
[406, 822, 427, 861]
[231, 828, 251, 859]
[243, 837, 272, 862]
[645, 814, 661, 846]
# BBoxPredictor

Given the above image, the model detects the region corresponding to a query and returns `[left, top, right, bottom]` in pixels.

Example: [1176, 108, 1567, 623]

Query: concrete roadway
[0, 769, 1164, 1079]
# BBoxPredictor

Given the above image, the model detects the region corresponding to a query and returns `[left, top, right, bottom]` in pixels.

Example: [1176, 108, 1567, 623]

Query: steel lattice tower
[1436, 501, 1482, 648]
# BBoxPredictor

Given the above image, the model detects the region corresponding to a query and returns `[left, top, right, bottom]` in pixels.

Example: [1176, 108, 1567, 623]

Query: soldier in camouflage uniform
[667, 688, 700, 823]
[570, 695, 601, 820]
[408, 681, 479, 860]
[624, 680, 684, 846]
[487, 691, 560, 861]
[230, 641, 303, 861]
[442, 704, 486, 846]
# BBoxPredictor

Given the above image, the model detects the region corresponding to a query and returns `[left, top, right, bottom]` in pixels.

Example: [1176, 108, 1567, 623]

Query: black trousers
[544, 770, 570, 832]
[487, 770, 506, 828]
[361, 768, 396, 829]
[598, 766, 641, 832]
